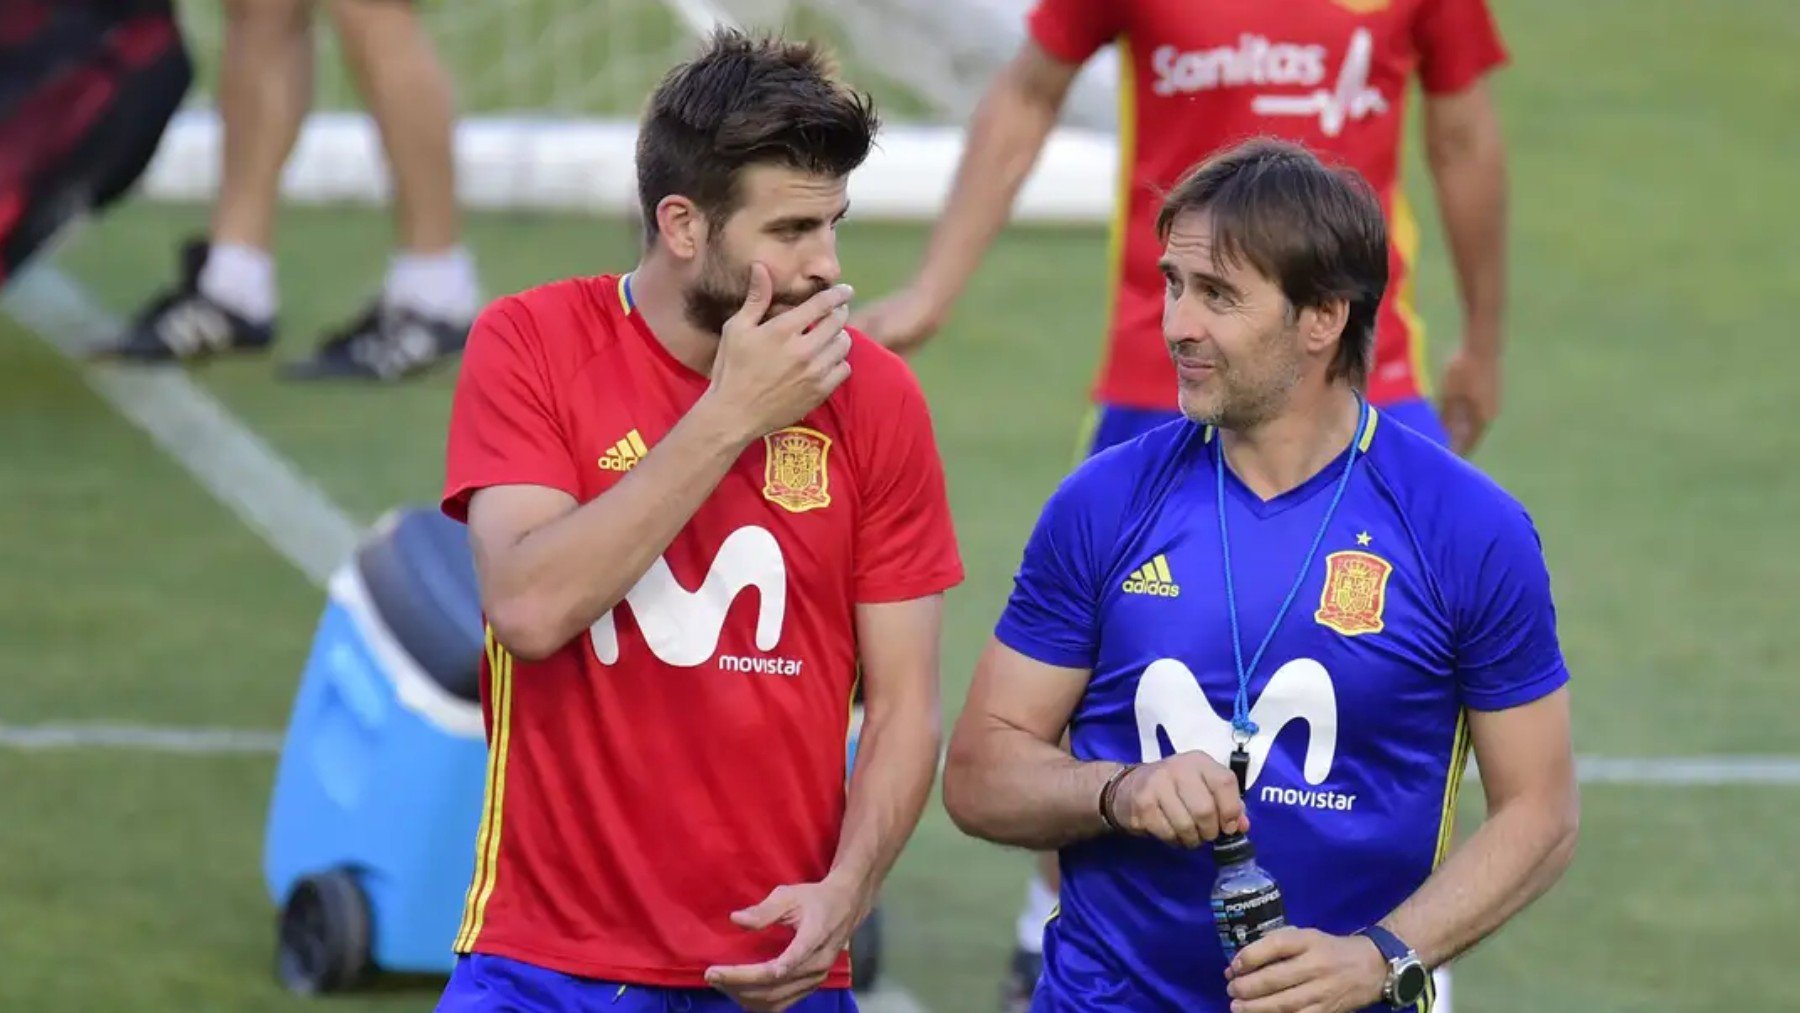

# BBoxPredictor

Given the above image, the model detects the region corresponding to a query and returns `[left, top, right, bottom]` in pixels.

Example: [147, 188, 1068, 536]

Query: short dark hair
[1155, 138, 1388, 386]
[636, 29, 878, 238]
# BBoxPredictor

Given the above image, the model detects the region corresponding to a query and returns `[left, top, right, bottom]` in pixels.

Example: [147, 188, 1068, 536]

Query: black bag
[0, 0, 192, 288]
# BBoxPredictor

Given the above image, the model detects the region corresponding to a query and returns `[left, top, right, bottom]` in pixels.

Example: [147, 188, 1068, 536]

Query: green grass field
[4, 0, 1799, 1009]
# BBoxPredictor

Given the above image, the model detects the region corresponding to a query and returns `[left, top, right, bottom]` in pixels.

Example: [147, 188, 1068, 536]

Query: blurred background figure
[0, 0, 191, 289]
[98, 0, 476, 381]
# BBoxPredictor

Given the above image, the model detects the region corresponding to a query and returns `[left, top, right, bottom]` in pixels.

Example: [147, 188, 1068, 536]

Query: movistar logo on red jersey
[589, 525, 802, 675]
[1150, 28, 1387, 137]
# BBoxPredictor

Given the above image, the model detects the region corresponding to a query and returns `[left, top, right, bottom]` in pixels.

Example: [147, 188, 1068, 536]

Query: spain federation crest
[762, 426, 832, 513]
[1314, 550, 1392, 636]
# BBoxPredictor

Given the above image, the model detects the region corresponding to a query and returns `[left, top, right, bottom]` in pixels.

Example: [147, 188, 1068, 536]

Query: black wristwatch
[1355, 925, 1429, 1009]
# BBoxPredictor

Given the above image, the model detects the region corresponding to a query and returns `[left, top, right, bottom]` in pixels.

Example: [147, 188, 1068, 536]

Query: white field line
[0, 263, 359, 587]
[4, 721, 1800, 789]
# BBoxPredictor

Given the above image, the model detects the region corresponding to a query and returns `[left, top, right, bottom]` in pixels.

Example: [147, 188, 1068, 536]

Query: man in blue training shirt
[942, 138, 1579, 1013]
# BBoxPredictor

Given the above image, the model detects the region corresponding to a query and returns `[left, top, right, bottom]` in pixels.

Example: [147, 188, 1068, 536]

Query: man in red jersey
[853, 0, 1512, 1007]
[436, 29, 962, 1013]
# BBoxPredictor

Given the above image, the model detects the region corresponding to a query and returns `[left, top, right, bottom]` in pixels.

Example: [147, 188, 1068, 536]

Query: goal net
[142, 0, 1119, 221]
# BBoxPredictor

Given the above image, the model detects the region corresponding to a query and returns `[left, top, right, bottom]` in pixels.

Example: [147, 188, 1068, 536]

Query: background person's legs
[209, 0, 314, 260]
[106, 0, 311, 360]
[280, 0, 476, 380]
[327, 0, 477, 324]
[202, 0, 314, 327]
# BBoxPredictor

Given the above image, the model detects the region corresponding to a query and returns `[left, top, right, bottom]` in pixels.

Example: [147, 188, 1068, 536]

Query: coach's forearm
[1380, 792, 1579, 969]
[1426, 94, 1509, 358]
[943, 719, 1123, 851]
[482, 397, 750, 660]
[908, 59, 1066, 317]
[825, 695, 941, 910]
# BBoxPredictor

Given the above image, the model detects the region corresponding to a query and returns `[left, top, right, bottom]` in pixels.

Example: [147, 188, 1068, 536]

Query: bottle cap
[1213, 831, 1255, 864]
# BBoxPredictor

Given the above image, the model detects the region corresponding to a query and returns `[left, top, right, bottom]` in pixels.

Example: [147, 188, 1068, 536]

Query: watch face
[1394, 963, 1429, 1005]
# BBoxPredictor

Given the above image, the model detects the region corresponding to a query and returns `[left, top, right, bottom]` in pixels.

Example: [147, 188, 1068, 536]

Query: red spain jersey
[1029, 0, 1507, 409]
[440, 273, 964, 987]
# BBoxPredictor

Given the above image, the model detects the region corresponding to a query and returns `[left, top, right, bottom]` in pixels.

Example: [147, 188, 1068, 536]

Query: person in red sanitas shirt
[436, 28, 962, 1013]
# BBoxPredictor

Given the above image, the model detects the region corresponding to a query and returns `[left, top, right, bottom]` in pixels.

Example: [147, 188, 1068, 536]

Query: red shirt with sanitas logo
[440, 273, 964, 987]
[1029, 0, 1507, 409]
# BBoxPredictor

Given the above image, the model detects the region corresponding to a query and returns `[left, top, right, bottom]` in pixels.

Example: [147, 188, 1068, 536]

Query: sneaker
[280, 300, 467, 382]
[98, 239, 275, 362]
[1000, 947, 1042, 1013]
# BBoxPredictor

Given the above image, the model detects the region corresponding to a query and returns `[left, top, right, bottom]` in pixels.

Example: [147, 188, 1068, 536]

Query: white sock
[197, 243, 276, 323]
[382, 246, 479, 322]
[1014, 873, 1058, 955]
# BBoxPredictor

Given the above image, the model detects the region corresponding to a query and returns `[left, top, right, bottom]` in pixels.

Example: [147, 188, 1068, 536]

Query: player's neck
[627, 259, 720, 376]
[1218, 383, 1364, 501]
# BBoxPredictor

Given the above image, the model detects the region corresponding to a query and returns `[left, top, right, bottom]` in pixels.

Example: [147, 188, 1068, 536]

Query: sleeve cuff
[1421, 50, 1508, 96]
[855, 565, 966, 605]
[1027, 13, 1102, 66]
[1462, 662, 1569, 712]
[441, 470, 581, 523]
[994, 619, 1093, 672]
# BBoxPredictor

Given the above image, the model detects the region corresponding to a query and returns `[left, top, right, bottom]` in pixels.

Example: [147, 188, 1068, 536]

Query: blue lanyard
[1217, 396, 1370, 753]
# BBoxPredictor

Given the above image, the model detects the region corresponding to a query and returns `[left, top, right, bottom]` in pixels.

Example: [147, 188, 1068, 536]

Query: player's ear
[1300, 297, 1350, 357]
[654, 195, 707, 262]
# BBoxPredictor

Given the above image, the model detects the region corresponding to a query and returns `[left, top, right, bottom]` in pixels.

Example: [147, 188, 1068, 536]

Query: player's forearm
[1427, 101, 1509, 358]
[942, 720, 1122, 851]
[1380, 789, 1579, 968]
[483, 398, 750, 659]
[824, 693, 941, 910]
[908, 63, 1064, 316]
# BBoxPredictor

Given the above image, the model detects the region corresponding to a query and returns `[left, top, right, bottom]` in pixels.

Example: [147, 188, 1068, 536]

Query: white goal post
[139, 0, 1122, 223]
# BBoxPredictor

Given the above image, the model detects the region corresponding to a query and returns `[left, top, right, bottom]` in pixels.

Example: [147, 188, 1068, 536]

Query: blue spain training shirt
[995, 408, 1570, 1012]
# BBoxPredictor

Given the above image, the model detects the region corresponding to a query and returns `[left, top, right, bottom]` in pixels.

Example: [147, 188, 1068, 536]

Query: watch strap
[1356, 924, 1413, 964]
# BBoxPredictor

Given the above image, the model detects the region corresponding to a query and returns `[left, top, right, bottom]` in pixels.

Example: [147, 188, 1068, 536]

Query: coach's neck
[1219, 382, 1364, 501]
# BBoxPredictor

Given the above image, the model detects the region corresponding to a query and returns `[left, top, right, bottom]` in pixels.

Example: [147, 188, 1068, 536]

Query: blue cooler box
[263, 506, 487, 993]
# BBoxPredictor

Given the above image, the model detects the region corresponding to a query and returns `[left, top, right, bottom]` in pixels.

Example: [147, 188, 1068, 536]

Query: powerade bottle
[1209, 831, 1287, 960]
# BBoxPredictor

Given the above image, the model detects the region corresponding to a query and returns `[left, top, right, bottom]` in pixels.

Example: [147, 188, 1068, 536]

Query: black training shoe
[97, 238, 275, 362]
[279, 300, 468, 382]
[1000, 947, 1043, 1013]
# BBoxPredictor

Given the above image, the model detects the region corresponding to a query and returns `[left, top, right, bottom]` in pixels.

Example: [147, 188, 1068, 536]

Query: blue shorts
[1082, 396, 1450, 458]
[437, 953, 860, 1013]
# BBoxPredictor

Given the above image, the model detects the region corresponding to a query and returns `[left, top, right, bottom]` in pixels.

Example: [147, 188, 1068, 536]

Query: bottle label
[1212, 888, 1288, 959]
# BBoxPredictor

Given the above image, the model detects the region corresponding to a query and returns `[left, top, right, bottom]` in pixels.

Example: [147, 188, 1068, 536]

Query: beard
[1175, 320, 1307, 430]
[682, 240, 828, 336]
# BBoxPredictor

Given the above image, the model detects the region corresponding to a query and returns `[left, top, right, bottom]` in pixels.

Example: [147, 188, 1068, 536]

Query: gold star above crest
[1356, 531, 1372, 547]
